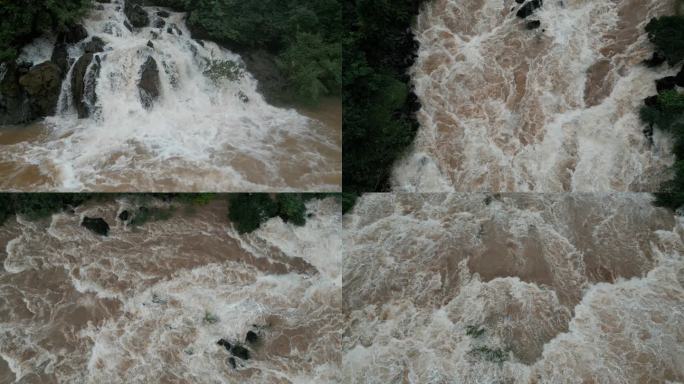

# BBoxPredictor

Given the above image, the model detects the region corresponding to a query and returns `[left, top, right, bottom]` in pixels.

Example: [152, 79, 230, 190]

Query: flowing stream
[0, 198, 342, 383]
[393, 0, 677, 192]
[343, 193, 684, 383]
[0, 1, 341, 192]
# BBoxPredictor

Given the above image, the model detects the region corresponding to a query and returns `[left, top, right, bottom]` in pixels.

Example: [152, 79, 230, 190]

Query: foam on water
[2, 1, 340, 191]
[393, 0, 677, 192]
[343, 193, 684, 383]
[0, 197, 341, 382]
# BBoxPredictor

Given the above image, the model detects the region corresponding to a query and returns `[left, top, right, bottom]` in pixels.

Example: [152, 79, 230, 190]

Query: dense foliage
[165, 0, 341, 103]
[343, 0, 426, 192]
[0, 193, 95, 225]
[0, 0, 92, 62]
[642, 16, 684, 209]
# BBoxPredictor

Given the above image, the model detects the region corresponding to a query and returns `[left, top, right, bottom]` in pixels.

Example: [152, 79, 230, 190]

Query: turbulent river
[343, 193, 684, 383]
[0, 198, 342, 383]
[0, 1, 341, 192]
[393, 0, 678, 192]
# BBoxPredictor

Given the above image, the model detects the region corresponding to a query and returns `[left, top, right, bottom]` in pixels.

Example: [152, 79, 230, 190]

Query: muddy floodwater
[0, 198, 342, 383]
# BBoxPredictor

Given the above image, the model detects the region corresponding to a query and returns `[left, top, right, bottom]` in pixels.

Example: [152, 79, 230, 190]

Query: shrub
[276, 194, 307, 226]
[646, 16, 684, 65]
[228, 194, 279, 234]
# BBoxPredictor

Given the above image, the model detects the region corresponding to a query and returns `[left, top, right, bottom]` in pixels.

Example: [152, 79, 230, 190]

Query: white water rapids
[0, 1, 341, 191]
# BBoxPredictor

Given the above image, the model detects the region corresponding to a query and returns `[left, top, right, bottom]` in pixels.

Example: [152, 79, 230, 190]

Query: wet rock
[656, 76, 677, 94]
[51, 43, 70, 77]
[228, 357, 236, 369]
[644, 52, 666, 68]
[138, 56, 161, 109]
[237, 91, 249, 103]
[60, 24, 89, 44]
[517, 0, 543, 18]
[124, 20, 133, 32]
[18, 62, 62, 117]
[231, 345, 250, 360]
[245, 331, 258, 344]
[84, 37, 106, 54]
[644, 95, 659, 107]
[125, 2, 150, 28]
[119, 210, 130, 221]
[526, 20, 541, 30]
[166, 24, 182, 35]
[676, 66, 684, 87]
[0, 62, 33, 125]
[81, 217, 110, 236]
[217, 339, 231, 351]
[71, 53, 101, 118]
[96, 0, 111, 2]
[240, 50, 288, 104]
[157, 10, 170, 18]
[147, 40, 154, 48]
[95, 4, 105, 10]
[515, 0, 525, 3]
[153, 18, 166, 29]
[150, 31, 159, 39]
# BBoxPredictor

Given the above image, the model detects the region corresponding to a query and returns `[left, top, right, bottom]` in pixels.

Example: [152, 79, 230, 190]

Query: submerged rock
[644, 52, 666, 68]
[84, 37, 106, 54]
[18, 62, 62, 117]
[231, 345, 250, 360]
[147, 40, 154, 48]
[138, 56, 161, 109]
[228, 357, 236, 369]
[81, 217, 110, 236]
[125, 2, 150, 28]
[119, 210, 130, 221]
[517, 0, 543, 18]
[245, 331, 258, 343]
[153, 18, 166, 29]
[124, 20, 133, 32]
[157, 10, 170, 18]
[217, 338, 231, 351]
[71, 53, 101, 118]
[644, 95, 659, 107]
[526, 20, 541, 30]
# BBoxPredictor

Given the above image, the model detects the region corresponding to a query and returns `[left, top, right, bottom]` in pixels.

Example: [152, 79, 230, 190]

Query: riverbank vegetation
[343, 0, 426, 192]
[0, 0, 92, 62]
[641, 16, 684, 209]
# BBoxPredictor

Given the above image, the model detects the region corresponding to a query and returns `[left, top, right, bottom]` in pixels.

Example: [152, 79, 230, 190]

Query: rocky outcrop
[644, 52, 666, 68]
[81, 217, 110, 236]
[241, 50, 288, 104]
[230, 345, 250, 360]
[245, 331, 258, 343]
[157, 10, 170, 18]
[153, 18, 166, 29]
[71, 53, 101, 118]
[125, 1, 150, 28]
[118, 210, 130, 221]
[138, 56, 161, 109]
[656, 76, 677, 93]
[60, 24, 89, 44]
[18, 62, 62, 117]
[517, 0, 543, 18]
[526, 20, 541, 30]
[51, 43, 70, 77]
[84, 37, 106, 54]
[0, 62, 32, 125]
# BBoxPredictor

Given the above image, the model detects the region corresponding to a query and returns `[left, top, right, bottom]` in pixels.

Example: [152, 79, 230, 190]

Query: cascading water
[0, 1, 341, 191]
[343, 193, 684, 383]
[393, 0, 677, 192]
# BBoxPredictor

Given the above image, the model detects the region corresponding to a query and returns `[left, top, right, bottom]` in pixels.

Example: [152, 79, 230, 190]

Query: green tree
[276, 194, 307, 226]
[227, 194, 278, 234]
[646, 16, 684, 65]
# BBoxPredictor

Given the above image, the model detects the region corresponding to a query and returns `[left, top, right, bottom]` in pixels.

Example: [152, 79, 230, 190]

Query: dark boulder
[231, 345, 250, 360]
[515, 0, 525, 3]
[644, 95, 659, 107]
[125, 2, 150, 28]
[51, 44, 70, 77]
[217, 339, 231, 351]
[245, 331, 258, 344]
[18, 62, 63, 117]
[84, 37, 106, 54]
[147, 40, 154, 48]
[81, 217, 110, 236]
[167, 24, 182, 35]
[157, 10, 170, 17]
[526, 20, 541, 30]
[124, 20, 133, 32]
[0, 62, 33, 125]
[228, 357, 236, 369]
[517, 0, 543, 18]
[138, 56, 161, 109]
[237, 91, 249, 103]
[644, 52, 666, 68]
[153, 18, 166, 28]
[118, 210, 130, 221]
[656, 76, 677, 94]
[71, 53, 101, 118]
[60, 24, 89, 44]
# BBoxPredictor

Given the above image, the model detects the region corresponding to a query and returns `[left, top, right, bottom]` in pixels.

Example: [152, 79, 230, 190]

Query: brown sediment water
[393, 0, 678, 192]
[0, 3, 341, 192]
[0, 197, 342, 383]
[343, 193, 684, 383]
